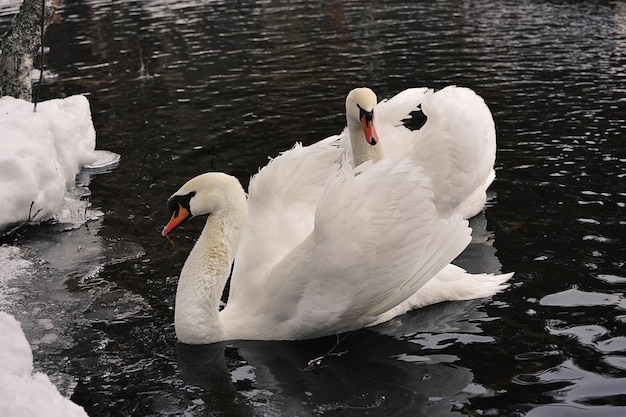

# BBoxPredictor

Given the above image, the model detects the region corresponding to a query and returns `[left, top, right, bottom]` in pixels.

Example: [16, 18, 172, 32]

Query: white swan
[162, 138, 512, 344]
[343, 86, 497, 219]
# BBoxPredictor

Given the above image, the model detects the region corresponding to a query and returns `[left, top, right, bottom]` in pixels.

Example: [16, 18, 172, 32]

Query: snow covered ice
[0, 95, 119, 231]
[1, 95, 120, 416]
[0, 312, 89, 417]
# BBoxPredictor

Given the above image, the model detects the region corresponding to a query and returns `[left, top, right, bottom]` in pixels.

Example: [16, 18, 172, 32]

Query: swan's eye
[167, 191, 196, 215]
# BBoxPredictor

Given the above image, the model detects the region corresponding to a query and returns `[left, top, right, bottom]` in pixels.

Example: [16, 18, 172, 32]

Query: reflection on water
[177, 331, 476, 417]
[1, 0, 626, 415]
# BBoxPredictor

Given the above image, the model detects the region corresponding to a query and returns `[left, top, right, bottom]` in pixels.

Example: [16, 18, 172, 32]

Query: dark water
[2, 0, 626, 415]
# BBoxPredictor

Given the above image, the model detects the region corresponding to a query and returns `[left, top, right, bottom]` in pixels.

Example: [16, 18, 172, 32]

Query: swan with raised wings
[343, 86, 497, 219]
[162, 136, 511, 344]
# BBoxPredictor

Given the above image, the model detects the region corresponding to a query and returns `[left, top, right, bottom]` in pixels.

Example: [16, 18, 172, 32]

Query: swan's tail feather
[420, 264, 512, 305]
[371, 266, 513, 325]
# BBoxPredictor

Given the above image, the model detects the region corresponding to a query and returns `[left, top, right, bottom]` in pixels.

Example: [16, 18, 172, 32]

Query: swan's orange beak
[361, 111, 379, 146]
[162, 204, 191, 237]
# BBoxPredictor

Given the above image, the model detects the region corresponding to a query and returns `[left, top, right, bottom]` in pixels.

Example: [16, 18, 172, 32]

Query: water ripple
[2, 0, 625, 415]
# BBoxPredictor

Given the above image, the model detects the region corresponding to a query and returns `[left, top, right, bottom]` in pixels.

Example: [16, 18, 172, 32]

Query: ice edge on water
[83, 150, 121, 173]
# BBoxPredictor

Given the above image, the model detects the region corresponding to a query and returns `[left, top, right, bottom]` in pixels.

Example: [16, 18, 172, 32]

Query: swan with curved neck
[343, 86, 497, 219]
[163, 173, 248, 344]
[161, 88, 510, 344]
[163, 148, 512, 345]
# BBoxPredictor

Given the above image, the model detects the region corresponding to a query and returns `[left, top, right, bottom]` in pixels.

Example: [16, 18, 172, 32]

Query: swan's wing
[376, 87, 429, 127]
[255, 157, 472, 339]
[227, 135, 344, 304]
[374, 88, 429, 159]
[409, 86, 496, 218]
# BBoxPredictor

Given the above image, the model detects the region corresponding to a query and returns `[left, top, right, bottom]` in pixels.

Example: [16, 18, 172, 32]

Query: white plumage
[344, 86, 497, 219]
[163, 132, 511, 343]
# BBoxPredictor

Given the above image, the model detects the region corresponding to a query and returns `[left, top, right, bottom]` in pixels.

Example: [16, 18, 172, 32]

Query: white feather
[165, 88, 512, 344]
[349, 86, 497, 219]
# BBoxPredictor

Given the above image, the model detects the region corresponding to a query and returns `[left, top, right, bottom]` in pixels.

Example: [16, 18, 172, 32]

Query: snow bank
[0, 94, 121, 416]
[0, 311, 89, 417]
[0, 95, 98, 230]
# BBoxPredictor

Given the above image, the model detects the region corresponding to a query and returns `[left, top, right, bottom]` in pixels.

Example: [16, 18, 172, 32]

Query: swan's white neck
[347, 116, 383, 167]
[174, 196, 247, 345]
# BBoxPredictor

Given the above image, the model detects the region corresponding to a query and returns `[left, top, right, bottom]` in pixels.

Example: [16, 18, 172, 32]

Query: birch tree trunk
[0, 0, 57, 100]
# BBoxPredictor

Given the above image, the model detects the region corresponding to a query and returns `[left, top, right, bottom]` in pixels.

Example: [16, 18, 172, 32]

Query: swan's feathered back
[221, 156, 472, 340]
[226, 135, 343, 307]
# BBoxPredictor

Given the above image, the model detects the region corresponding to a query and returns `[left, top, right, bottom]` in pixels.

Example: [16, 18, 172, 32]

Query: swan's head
[161, 172, 244, 237]
[346, 87, 379, 146]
